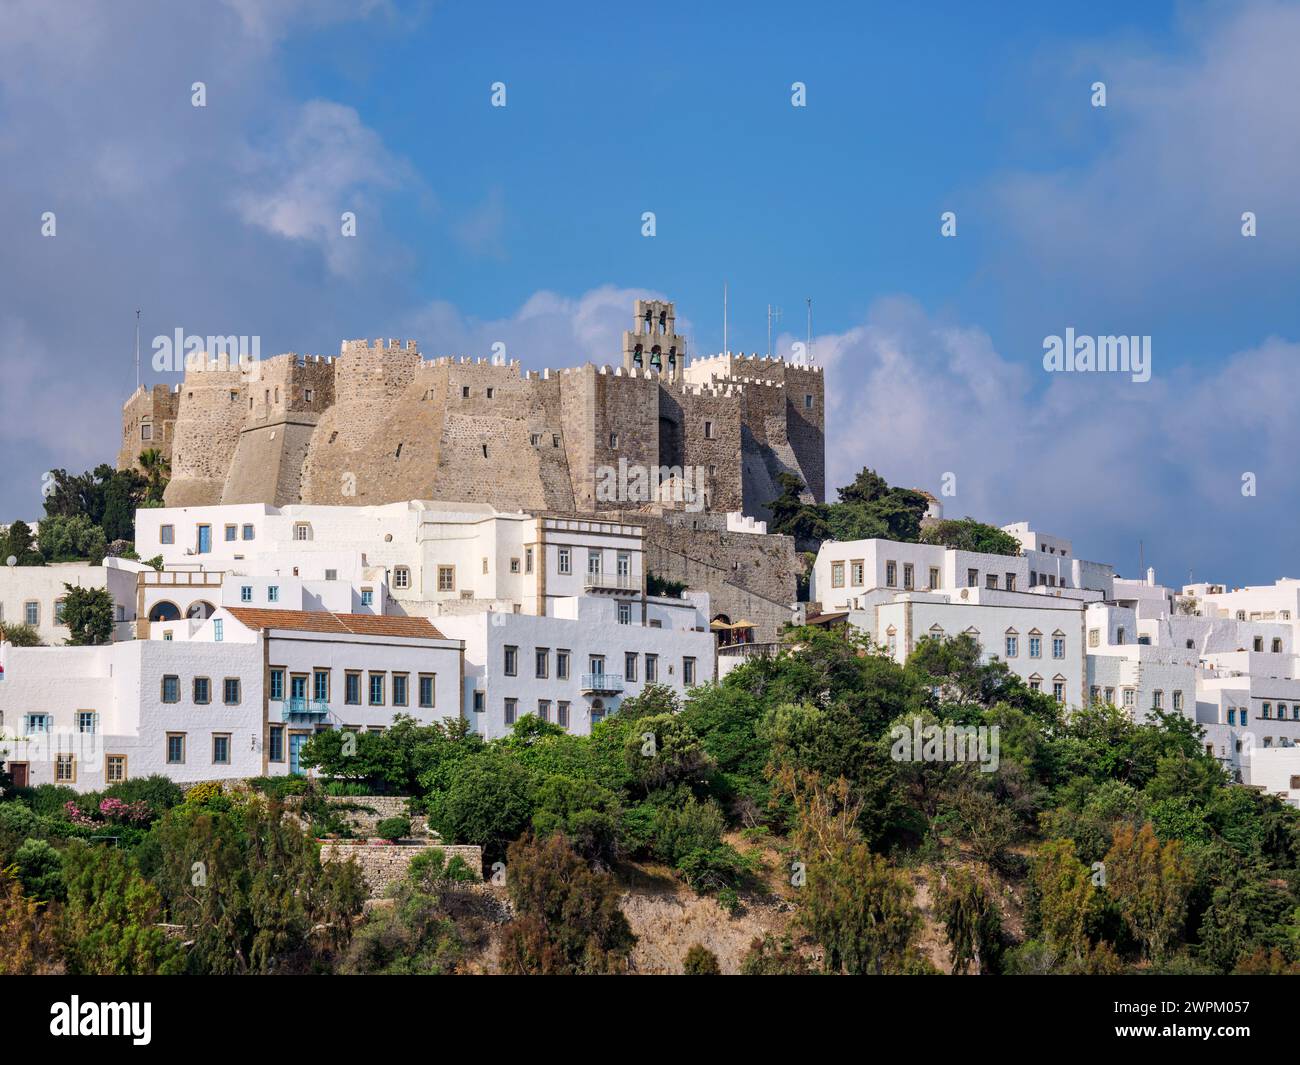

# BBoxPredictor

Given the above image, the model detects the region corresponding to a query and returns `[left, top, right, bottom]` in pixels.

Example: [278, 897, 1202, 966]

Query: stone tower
[622, 299, 685, 382]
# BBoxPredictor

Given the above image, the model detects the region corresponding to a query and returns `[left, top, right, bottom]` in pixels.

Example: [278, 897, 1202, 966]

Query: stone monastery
[119, 299, 825, 520]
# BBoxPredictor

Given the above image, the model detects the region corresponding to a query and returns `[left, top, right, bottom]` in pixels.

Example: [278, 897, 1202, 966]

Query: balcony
[580, 673, 624, 694]
[584, 572, 639, 593]
[279, 697, 331, 720]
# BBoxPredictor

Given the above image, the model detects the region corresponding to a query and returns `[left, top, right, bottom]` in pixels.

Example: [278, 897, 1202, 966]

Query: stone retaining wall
[320, 841, 484, 897]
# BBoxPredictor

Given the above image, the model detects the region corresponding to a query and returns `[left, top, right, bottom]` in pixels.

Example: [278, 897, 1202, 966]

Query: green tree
[38, 513, 106, 564]
[60, 584, 114, 645]
[920, 517, 1022, 555]
[934, 866, 1003, 974]
[0, 520, 42, 566]
[428, 751, 536, 863]
[14, 839, 64, 902]
[1103, 821, 1194, 962]
[59, 842, 182, 975]
[498, 833, 636, 975]
[0, 866, 60, 974]
[1031, 837, 1098, 960]
[138, 448, 171, 504]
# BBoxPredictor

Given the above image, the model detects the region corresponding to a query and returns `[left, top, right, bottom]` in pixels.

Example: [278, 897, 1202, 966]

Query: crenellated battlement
[132, 297, 825, 519]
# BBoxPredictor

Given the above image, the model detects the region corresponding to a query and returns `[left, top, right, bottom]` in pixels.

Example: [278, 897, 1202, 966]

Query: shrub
[428, 752, 536, 863]
[0, 623, 42, 647]
[683, 943, 721, 974]
[16, 785, 79, 819]
[15, 838, 64, 902]
[102, 775, 184, 815]
[376, 816, 412, 842]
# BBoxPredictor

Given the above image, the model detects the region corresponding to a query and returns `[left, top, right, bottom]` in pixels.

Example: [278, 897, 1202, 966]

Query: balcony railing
[580, 673, 624, 693]
[717, 642, 780, 659]
[584, 573, 639, 592]
[279, 697, 331, 719]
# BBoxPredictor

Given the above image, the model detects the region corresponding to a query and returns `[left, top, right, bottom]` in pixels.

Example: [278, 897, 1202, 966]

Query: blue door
[197, 525, 211, 554]
[289, 733, 308, 775]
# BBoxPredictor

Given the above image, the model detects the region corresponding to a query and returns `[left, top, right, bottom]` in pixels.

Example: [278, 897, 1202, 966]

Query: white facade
[0, 604, 464, 791]
[438, 591, 713, 739]
[0, 559, 146, 644]
[874, 589, 1088, 706]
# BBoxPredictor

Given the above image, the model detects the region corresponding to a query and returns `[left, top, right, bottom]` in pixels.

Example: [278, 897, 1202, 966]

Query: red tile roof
[225, 607, 446, 640]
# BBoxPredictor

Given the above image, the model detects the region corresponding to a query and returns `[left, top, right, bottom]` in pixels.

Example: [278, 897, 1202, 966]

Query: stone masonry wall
[320, 841, 485, 898]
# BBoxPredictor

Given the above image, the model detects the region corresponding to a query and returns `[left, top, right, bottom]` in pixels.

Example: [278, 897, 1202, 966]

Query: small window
[213, 619, 224, 642]
[392, 673, 409, 707]
[473, 690, 485, 713]
[55, 754, 75, 783]
[609, 432, 618, 448]
[804, 393, 813, 409]
[504, 698, 517, 726]
[162, 675, 180, 703]
[557, 701, 570, 729]
[105, 755, 127, 783]
[831, 561, 845, 589]
[78, 711, 97, 734]
[683, 657, 697, 686]
[267, 586, 279, 603]
[141, 422, 154, 441]
[166, 734, 186, 765]
[241, 585, 253, 602]
[193, 677, 211, 704]
[625, 652, 638, 683]
[212, 734, 231, 765]
[461, 386, 471, 399]
[269, 726, 284, 763]
[646, 654, 658, 682]
[618, 601, 631, 625]
[704, 420, 715, 439]
[242, 524, 254, 540]
[530, 433, 541, 446]
[525, 547, 534, 574]
[224, 524, 237, 542]
[368, 673, 385, 706]
[505, 645, 519, 676]
[270, 669, 285, 701]
[557, 649, 571, 680]
[160, 525, 174, 545]
[418, 674, 435, 709]
[393, 566, 411, 590]
[361, 588, 374, 606]
[305, 388, 314, 403]
[294, 523, 310, 542]
[535, 648, 549, 679]
[437, 566, 455, 592]
[558, 547, 571, 575]
[345, 672, 361, 705]
[486, 387, 495, 399]
[223, 678, 240, 705]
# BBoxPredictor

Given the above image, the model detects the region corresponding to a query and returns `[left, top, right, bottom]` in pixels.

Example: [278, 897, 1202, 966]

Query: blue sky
[2, 0, 1298, 589]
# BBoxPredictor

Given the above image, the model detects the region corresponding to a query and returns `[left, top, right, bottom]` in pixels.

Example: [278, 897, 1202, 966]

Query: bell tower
[622, 299, 685, 381]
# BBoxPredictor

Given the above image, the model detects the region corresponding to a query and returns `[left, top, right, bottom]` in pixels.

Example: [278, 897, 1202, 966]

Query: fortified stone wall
[119, 384, 180, 472]
[130, 300, 826, 526]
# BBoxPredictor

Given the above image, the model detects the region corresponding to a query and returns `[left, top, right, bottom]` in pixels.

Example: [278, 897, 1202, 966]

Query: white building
[874, 588, 1088, 706]
[439, 591, 713, 739]
[0, 559, 146, 644]
[0, 604, 464, 790]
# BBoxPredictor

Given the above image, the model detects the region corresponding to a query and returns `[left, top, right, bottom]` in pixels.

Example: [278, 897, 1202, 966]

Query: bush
[14, 838, 64, 902]
[0, 622, 42, 647]
[683, 943, 721, 974]
[376, 816, 412, 842]
[428, 752, 536, 863]
[102, 775, 184, 816]
[16, 785, 80, 819]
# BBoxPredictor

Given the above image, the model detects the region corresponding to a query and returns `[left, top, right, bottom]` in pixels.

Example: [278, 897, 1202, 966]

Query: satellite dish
[5, 556, 15, 568]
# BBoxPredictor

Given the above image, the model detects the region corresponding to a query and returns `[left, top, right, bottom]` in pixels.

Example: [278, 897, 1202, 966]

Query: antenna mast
[806, 298, 813, 364]
[135, 309, 141, 390]
[766, 304, 782, 358]
[723, 282, 728, 354]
